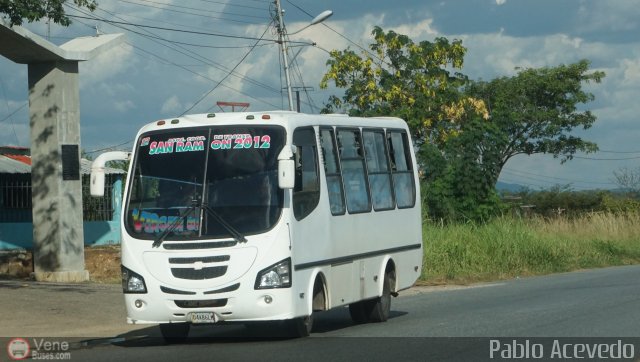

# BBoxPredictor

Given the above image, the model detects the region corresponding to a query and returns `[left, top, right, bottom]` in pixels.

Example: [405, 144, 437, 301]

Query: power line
[89, 8, 268, 44]
[193, 0, 268, 11]
[69, 5, 283, 103]
[284, 0, 388, 65]
[115, 0, 268, 25]
[501, 168, 615, 186]
[0, 102, 27, 124]
[181, 21, 274, 115]
[0, 78, 21, 145]
[597, 149, 640, 154]
[85, 140, 134, 154]
[573, 155, 640, 161]
[91, 6, 281, 93]
[72, 10, 280, 110]
[123, 0, 267, 19]
[67, 14, 290, 43]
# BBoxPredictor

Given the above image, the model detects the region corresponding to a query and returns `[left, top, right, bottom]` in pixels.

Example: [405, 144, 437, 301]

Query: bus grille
[171, 266, 227, 280]
[175, 299, 227, 308]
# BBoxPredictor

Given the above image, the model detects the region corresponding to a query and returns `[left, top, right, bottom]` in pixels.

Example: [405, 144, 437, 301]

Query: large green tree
[320, 26, 487, 149]
[466, 60, 604, 173]
[0, 0, 96, 26]
[321, 27, 605, 222]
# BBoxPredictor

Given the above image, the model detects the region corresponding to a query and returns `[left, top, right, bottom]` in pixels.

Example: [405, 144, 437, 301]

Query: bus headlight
[121, 265, 148, 293]
[255, 258, 292, 289]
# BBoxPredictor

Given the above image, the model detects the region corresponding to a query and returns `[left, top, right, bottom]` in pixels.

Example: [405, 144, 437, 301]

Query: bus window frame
[387, 128, 416, 209]
[319, 126, 347, 216]
[362, 127, 397, 212]
[336, 127, 372, 215]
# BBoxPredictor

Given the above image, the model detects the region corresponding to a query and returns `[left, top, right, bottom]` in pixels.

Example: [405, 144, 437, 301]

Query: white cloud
[496, 0, 507, 5]
[575, 0, 640, 34]
[161, 95, 182, 115]
[79, 43, 135, 88]
[114, 100, 135, 112]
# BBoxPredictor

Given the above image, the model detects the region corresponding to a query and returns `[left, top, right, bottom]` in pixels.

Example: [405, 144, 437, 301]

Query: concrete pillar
[0, 21, 124, 282]
[28, 61, 88, 282]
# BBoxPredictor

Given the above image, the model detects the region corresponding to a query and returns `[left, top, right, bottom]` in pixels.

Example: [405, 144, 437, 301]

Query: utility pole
[290, 86, 314, 112]
[273, 1, 332, 112]
[274, 0, 295, 111]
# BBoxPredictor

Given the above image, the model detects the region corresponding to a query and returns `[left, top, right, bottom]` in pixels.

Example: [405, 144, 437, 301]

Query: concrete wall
[0, 179, 123, 250]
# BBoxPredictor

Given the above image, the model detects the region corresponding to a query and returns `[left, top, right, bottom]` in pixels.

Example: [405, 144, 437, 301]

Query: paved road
[62, 265, 640, 361]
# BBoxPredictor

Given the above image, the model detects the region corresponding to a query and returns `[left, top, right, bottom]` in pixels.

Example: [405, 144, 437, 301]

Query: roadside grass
[420, 212, 640, 285]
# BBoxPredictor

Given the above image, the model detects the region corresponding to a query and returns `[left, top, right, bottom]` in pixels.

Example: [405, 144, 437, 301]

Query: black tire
[286, 314, 313, 338]
[366, 270, 393, 323]
[348, 301, 369, 324]
[159, 322, 190, 343]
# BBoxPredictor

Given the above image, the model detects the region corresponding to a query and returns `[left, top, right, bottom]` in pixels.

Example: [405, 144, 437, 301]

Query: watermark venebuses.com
[489, 339, 636, 360]
[7, 337, 72, 360]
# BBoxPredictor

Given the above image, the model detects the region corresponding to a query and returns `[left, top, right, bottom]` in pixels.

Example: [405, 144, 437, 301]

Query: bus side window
[337, 128, 371, 214]
[363, 129, 395, 211]
[388, 130, 416, 208]
[293, 128, 320, 220]
[320, 128, 346, 215]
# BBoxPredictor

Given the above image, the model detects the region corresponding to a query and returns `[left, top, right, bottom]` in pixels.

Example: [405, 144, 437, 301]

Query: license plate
[188, 312, 218, 324]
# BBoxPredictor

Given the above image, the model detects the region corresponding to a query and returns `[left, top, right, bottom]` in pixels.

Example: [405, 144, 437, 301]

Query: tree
[612, 166, 640, 196]
[0, 0, 96, 26]
[466, 60, 604, 175]
[424, 61, 605, 221]
[321, 28, 604, 222]
[320, 26, 487, 149]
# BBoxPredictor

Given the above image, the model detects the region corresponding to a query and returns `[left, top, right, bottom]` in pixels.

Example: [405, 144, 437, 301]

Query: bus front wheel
[286, 314, 313, 338]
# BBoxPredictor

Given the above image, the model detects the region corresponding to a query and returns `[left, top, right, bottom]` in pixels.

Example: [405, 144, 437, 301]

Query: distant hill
[496, 181, 527, 193]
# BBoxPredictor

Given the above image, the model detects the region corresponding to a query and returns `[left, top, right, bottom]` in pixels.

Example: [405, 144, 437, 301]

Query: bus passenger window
[293, 128, 320, 220]
[337, 129, 371, 214]
[363, 130, 395, 211]
[388, 131, 416, 208]
[320, 128, 346, 215]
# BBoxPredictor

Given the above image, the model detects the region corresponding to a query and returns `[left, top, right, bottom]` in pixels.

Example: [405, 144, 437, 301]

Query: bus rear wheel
[348, 269, 394, 324]
[365, 270, 393, 323]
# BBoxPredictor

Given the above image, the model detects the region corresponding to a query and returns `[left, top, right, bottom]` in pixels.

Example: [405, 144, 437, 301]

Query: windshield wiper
[201, 203, 248, 243]
[152, 203, 198, 248]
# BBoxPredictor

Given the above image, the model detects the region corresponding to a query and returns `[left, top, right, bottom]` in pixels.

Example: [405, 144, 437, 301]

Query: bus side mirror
[90, 151, 131, 197]
[277, 145, 296, 189]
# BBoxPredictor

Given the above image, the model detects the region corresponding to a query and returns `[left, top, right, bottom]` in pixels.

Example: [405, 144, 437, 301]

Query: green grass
[420, 212, 640, 284]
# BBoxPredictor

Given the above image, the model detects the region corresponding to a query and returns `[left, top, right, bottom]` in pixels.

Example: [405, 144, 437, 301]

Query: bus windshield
[125, 125, 285, 241]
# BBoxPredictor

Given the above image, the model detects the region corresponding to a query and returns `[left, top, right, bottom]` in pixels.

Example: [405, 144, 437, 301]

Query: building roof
[0, 155, 31, 174]
[0, 155, 126, 175]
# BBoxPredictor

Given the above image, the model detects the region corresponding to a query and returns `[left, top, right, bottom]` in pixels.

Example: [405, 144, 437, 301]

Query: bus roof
[137, 111, 409, 136]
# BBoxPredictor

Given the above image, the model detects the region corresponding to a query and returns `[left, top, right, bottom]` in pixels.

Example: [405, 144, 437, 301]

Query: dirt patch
[84, 245, 122, 284]
[0, 245, 121, 284]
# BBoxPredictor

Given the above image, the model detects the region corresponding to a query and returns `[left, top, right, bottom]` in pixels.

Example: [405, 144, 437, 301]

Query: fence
[0, 174, 121, 223]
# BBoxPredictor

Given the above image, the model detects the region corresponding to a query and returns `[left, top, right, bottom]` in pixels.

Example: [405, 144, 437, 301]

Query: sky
[0, 0, 639, 190]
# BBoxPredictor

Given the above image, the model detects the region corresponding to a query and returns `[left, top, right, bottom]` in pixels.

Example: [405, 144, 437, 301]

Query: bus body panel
[113, 111, 422, 326]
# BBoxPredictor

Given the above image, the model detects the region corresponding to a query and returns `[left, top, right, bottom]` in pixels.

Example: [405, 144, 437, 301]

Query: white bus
[91, 111, 422, 339]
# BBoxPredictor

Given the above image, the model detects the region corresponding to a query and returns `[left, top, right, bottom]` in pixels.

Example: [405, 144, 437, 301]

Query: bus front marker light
[264, 295, 273, 304]
[135, 299, 144, 308]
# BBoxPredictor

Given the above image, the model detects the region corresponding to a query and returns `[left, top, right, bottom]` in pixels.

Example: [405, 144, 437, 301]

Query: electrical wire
[572, 155, 640, 161]
[68, 5, 283, 104]
[91, 6, 281, 93]
[501, 168, 616, 186]
[85, 140, 134, 154]
[182, 21, 274, 115]
[67, 14, 302, 43]
[114, 0, 268, 25]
